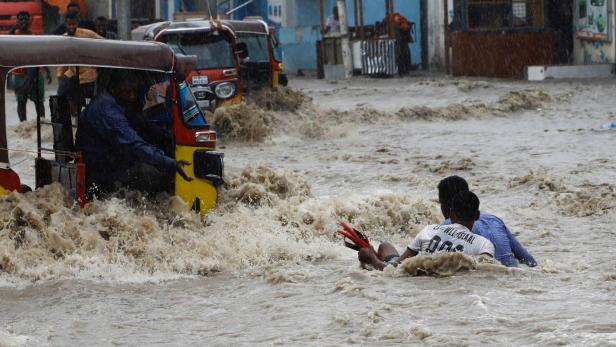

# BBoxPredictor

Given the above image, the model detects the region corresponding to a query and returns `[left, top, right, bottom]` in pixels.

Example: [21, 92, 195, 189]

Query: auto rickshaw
[132, 19, 285, 112]
[0, 36, 224, 213]
[230, 18, 286, 92]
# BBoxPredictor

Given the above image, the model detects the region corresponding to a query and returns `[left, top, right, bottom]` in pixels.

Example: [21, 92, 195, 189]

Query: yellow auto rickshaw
[0, 35, 223, 213]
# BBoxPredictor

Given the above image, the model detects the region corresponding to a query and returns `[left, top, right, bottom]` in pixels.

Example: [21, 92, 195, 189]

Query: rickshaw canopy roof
[132, 19, 268, 41]
[0, 35, 176, 72]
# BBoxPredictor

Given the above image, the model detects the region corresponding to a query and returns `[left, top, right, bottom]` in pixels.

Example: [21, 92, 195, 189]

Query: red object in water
[75, 153, 86, 207]
[337, 221, 371, 249]
[0, 167, 22, 193]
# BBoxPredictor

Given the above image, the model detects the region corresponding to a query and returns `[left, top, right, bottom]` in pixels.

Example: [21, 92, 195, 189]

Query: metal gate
[360, 39, 398, 76]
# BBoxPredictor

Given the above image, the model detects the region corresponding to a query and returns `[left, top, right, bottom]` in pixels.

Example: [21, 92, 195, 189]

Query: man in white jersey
[358, 191, 495, 270]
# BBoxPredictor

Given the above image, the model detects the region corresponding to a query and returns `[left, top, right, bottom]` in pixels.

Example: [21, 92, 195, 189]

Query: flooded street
[2, 75, 616, 346]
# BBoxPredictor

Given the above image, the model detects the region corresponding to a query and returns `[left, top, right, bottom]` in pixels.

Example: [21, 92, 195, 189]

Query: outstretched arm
[358, 247, 417, 271]
[500, 222, 537, 267]
[93, 102, 193, 181]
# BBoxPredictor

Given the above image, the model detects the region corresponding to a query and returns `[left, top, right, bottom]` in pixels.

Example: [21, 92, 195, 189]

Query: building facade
[428, 0, 616, 78]
[229, 0, 423, 73]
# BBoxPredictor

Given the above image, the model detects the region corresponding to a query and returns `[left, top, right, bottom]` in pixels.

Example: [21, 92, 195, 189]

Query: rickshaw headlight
[215, 82, 236, 99]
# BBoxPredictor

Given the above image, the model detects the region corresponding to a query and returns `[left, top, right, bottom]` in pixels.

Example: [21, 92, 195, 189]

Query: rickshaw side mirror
[175, 53, 197, 82]
[236, 42, 249, 60]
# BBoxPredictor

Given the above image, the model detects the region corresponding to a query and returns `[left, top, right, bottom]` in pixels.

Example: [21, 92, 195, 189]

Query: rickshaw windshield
[179, 81, 208, 127]
[236, 33, 270, 62]
[161, 31, 235, 70]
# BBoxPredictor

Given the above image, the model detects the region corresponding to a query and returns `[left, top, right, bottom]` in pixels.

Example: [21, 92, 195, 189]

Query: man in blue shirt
[76, 69, 192, 196]
[438, 176, 537, 267]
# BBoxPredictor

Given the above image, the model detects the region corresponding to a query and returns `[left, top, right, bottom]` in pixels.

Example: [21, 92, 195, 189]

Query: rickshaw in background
[0, 36, 224, 213]
[132, 20, 243, 112]
[233, 17, 288, 92]
[132, 18, 286, 112]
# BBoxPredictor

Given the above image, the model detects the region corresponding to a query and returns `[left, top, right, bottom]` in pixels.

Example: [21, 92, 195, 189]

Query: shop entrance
[547, 0, 574, 64]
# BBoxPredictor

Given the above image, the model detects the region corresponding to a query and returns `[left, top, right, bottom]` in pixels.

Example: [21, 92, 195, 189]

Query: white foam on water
[3, 79, 616, 346]
[0, 331, 37, 347]
[0, 163, 441, 286]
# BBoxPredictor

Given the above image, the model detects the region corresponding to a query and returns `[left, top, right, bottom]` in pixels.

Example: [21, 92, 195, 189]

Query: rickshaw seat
[35, 158, 80, 198]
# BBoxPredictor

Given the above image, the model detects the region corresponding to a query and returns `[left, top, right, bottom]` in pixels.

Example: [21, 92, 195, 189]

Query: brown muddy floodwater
[2, 76, 616, 346]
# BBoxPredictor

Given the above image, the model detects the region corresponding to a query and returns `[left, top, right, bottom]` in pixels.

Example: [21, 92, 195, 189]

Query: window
[236, 34, 270, 62]
[160, 31, 236, 70]
[463, 0, 545, 31]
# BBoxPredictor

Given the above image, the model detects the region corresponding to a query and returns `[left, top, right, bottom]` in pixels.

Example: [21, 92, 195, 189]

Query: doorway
[547, 0, 574, 64]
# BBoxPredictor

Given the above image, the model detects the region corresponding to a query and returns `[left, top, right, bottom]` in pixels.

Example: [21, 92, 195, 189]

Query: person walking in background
[52, 1, 94, 35]
[56, 12, 103, 117]
[95, 16, 118, 39]
[391, 12, 413, 75]
[324, 6, 340, 34]
[9, 11, 51, 122]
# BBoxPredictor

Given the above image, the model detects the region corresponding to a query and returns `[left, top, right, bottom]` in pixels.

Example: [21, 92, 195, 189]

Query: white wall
[427, 0, 445, 70]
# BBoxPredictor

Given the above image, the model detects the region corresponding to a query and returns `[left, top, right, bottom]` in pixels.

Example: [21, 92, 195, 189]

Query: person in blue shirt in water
[438, 176, 537, 267]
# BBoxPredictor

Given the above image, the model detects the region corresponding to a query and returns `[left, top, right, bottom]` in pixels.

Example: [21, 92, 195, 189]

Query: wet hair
[108, 69, 141, 94]
[437, 175, 469, 206]
[65, 12, 79, 22]
[17, 11, 30, 19]
[450, 191, 480, 221]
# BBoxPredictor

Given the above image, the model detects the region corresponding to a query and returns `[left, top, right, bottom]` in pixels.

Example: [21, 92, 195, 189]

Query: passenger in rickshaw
[75, 69, 192, 197]
[142, 78, 172, 124]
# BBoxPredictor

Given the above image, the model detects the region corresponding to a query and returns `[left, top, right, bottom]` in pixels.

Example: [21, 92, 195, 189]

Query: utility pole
[116, 0, 131, 40]
[444, 0, 450, 74]
[204, 0, 218, 17]
[337, 0, 353, 78]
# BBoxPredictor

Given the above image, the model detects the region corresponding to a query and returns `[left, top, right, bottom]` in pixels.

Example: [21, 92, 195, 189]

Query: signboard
[576, 0, 610, 41]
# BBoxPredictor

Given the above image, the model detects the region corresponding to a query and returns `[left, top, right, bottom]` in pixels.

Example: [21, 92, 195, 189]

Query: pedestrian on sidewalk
[9, 11, 51, 122]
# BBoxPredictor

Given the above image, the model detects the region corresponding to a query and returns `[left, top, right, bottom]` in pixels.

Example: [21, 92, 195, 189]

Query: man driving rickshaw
[0, 36, 223, 213]
[76, 68, 193, 197]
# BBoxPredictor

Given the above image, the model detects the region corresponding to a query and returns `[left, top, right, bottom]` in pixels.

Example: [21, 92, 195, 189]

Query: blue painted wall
[278, 1, 321, 71]
[234, 0, 421, 72]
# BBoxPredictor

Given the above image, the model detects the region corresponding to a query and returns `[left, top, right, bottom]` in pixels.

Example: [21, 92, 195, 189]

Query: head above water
[437, 175, 470, 219]
[449, 191, 480, 229]
[65, 12, 79, 36]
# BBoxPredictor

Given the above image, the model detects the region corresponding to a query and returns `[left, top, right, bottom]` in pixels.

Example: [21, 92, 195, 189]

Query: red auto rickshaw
[132, 19, 285, 112]
[0, 36, 224, 213]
